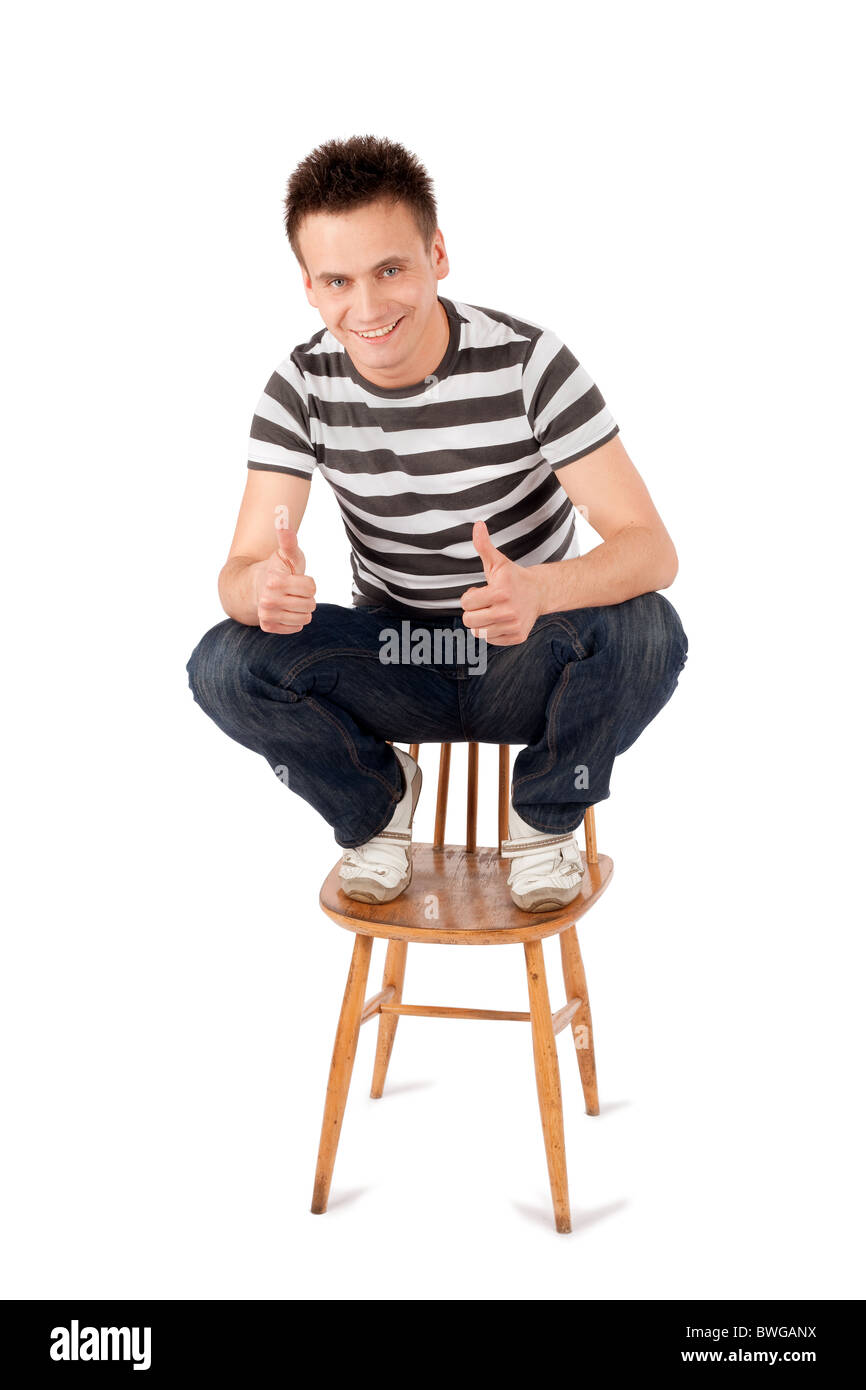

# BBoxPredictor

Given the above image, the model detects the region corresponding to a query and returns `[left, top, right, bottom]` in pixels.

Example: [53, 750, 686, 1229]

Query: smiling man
[186, 134, 689, 911]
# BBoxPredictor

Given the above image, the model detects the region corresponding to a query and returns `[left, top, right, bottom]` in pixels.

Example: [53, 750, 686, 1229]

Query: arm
[530, 434, 678, 614]
[219, 469, 314, 627]
[462, 435, 678, 643]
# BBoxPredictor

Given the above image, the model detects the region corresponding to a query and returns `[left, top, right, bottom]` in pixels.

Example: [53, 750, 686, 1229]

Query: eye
[327, 278, 346, 289]
[382, 267, 400, 277]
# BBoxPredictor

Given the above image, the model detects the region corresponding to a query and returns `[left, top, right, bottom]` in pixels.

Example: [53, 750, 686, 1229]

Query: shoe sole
[511, 876, 584, 913]
[341, 757, 423, 905]
[340, 858, 413, 905]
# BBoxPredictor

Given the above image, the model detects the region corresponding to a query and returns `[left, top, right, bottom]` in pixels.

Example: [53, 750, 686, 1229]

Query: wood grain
[525, 939, 571, 1233]
[311, 933, 373, 1214]
[466, 742, 479, 852]
[433, 744, 451, 850]
[320, 844, 613, 945]
[498, 745, 510, 855]
[312, 741, 612, 1234]
[559, 926, 599, 1115]
[370, 941, 408, 1099]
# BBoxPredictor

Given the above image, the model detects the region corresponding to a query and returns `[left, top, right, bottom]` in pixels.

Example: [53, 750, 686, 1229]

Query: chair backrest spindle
[498, 745, 510, 856]
[466, 743, 479, 852]
[583, 805, 598, 865]
[389, 741, 599, 862]
[433, 743, 451, 850]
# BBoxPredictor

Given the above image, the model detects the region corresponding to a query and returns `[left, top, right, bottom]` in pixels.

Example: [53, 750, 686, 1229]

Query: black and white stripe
[248, 296, 619, 615]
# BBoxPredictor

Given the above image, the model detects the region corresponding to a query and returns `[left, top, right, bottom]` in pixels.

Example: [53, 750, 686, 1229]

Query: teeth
[357, 319, 399, 338]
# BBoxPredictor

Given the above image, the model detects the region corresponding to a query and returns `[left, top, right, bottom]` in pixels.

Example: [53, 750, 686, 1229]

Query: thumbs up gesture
[274, 522, 305, 577]
[256, 518, 317, 634]
[460, 520, 542, 645]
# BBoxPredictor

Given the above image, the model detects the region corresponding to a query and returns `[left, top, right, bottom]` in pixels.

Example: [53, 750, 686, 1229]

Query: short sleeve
[521, 325, 619, 472]
[247, 352, 317, 480]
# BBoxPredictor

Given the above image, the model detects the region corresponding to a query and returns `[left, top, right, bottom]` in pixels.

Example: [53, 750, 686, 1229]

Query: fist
[460, 520, 541, 645]
[256, 523, 317, 635]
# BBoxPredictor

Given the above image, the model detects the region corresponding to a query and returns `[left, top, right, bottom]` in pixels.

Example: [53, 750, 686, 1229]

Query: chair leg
[559, 926, 599, 1116]
[370, 940, 408, 1099]
[311, 932, 374, 1215]
[524, 939, 571, 1234]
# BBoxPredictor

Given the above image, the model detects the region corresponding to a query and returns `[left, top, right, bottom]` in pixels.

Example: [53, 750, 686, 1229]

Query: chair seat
[319, 842, 614, 945]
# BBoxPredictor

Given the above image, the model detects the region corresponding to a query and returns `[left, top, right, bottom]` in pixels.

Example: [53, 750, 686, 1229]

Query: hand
[255, 522, 317, 634]
[460, 520, 542, 645]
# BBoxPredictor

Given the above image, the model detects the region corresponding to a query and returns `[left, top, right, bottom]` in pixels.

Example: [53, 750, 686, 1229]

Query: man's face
[298, 198, 449, 386]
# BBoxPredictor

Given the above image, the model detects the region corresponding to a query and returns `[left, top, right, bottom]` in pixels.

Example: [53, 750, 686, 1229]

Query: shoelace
[339, 835, 409, 887]
[506, 840, 583, 891]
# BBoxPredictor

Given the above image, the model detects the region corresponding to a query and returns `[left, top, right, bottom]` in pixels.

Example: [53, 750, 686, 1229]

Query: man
[186, 134, 688, 912]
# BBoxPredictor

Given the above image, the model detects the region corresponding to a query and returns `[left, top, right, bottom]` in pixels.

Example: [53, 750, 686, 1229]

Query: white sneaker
[501, 803, 584, 912]
[338, 747, 423, 904]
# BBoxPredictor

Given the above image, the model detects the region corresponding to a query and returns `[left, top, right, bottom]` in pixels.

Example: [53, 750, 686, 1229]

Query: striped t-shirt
[247, 295, 619, 617]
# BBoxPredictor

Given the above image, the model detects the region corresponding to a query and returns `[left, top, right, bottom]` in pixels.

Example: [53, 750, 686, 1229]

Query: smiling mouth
[351, 317, 404, 340]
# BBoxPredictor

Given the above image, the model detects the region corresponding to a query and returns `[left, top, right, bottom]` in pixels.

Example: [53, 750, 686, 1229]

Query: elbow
[656, 535, 679, 590]
[217, 565, 232, 618]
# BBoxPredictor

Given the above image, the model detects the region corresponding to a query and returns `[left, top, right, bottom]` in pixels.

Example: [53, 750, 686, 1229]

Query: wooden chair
[312, 741, 614, 1233]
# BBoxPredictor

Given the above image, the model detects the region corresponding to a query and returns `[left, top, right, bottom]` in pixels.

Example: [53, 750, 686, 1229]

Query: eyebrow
[314, 254, 411, 284]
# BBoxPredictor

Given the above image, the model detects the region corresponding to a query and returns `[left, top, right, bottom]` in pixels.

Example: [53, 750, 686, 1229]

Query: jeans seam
[279, 645, 386, 689]
[305, 695, 402, 801]
[511, 658, 573, 793]
[280, 642, 470, 691]
[532, 614, 588, 659]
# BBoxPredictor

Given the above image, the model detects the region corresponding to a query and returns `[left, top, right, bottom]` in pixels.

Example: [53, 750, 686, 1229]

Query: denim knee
[604, 591, 688, 686]
[635, 591, 688, 680]
[186, 618, 239, 711]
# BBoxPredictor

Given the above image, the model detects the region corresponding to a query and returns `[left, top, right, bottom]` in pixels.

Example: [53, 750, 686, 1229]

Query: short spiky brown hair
[283, 134, 438, 271]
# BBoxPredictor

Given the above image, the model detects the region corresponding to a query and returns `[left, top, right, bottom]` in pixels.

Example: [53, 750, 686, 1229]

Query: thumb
[275, 521, 302, 574]
[472, 519, 508, 581]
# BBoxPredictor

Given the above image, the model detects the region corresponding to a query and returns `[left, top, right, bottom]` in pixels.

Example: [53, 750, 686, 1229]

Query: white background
[2, 0, 864, 1301]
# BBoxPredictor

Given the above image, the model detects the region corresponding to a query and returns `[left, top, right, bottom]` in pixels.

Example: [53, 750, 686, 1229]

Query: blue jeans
[185, 594, 688, 849]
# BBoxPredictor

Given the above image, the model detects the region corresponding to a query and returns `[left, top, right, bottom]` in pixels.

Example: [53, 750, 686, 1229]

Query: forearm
[218, 555, 267, 625]
[529, 524, 678, 615]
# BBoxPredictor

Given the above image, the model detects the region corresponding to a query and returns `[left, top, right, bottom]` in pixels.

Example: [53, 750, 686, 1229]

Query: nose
[353, 283, 391, 328]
